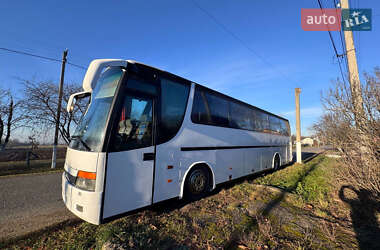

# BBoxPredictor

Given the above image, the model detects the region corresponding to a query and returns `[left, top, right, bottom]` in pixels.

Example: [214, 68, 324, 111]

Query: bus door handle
[143, 152, 155, 161]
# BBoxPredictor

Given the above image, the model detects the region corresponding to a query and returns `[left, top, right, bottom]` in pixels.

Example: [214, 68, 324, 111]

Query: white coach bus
[63, 59, 292, 225]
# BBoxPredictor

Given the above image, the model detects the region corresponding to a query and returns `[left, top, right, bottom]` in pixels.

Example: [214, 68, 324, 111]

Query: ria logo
[301, 8, 372, 31]
[342, 9, 371, 31]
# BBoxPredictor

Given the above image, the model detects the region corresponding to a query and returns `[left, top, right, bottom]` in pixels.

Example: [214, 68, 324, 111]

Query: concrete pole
[340, 0, 365, 129]
[51, 49, 68, 169]
[295, 88, 302, 163]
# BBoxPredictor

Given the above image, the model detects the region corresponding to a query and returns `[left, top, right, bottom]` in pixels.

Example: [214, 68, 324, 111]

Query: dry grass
[3, 155, 372, 249]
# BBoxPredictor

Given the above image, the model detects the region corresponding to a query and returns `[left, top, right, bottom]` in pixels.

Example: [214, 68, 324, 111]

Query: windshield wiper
[71, 135, 92, 151]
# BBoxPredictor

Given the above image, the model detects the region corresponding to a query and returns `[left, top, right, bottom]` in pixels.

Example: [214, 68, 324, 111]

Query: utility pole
[51, 49, 68, 169]
[340, 0, 365, 128]
[295, 88, 302, 163]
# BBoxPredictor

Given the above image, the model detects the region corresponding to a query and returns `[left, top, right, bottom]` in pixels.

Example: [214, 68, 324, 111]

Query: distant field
[0, 146, 66, 162]
[6, 145, 67, 149]
[0, 158, 65, 176]
[0, 146, 66, 176]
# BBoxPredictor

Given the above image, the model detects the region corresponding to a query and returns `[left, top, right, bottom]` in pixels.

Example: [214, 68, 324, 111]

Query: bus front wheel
[185, 166, 210, 200]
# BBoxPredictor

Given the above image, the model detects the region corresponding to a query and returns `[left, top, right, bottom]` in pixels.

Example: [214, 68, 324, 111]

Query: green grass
[0, 158, 65, 176]
[3, 155, 348, 249]
[254, 156, 333, 204]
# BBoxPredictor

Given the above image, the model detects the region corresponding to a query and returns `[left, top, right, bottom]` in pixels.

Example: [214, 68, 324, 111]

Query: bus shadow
[339, 185, 380, 250]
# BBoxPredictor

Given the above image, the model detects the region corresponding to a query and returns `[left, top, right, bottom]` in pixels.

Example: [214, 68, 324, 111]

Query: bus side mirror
[67, 91, 91, 113]
[67, 94, 76, 113]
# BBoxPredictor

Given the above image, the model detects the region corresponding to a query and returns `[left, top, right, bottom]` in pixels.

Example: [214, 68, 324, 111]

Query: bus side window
[254, 111, 268, 132]
[269, 115, 281, 134]
[191, 86, 229, 127]
[229, 102, 254, 130]
[191, 88, 212, 124]
[206, 92, 229, 127]
[158, 77, 190, 144]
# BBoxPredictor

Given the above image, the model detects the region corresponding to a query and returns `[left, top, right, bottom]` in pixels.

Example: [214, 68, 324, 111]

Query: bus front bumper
[62, 173, 103, 225]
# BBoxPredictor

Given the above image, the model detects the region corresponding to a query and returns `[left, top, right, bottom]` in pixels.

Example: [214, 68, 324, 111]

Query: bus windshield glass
[69, 67, 123, 152]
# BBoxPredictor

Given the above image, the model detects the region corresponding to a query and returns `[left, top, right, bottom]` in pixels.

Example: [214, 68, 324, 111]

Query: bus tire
[184, 166, 210, 200]
[274, 154, 280, 170]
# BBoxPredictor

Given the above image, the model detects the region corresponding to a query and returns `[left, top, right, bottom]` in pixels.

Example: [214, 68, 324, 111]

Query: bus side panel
[216, 149, 244, 180]
[269, 136, 290, 166]
[154, 146, 185, 203]
[259, 147, 272, 170]
[278, 138, 291, 165]
[280, 145, 287, 165]
[244, 148, 261, 174]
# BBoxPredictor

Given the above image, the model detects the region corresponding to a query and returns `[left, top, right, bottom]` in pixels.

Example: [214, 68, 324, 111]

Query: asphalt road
[0, 172, 75, 240]
[0, 147, 325, 241]
[294, 147, 326, 162]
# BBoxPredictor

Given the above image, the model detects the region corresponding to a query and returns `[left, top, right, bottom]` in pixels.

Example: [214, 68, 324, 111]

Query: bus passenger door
[103, 93, 156, 219]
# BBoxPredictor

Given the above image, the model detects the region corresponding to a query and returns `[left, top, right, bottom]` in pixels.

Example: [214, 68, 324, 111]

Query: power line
[332, 0, 349, 81]
[3, 30, 94, 66]
[0, 47, 87, 70]
[317, 0, 340, 57]
[337, 57, 348, 82]
[333, 0, 348, 58]
[317, 0, 348, 83]
[189, 0, 298, 85]
[67, 62, 87, 70]
[0, 47, 61, 62]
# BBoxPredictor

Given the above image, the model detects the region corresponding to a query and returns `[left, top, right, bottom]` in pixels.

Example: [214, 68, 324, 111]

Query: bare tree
[0, 90, 24, 150]
[20, 79, 88, 144]
[312, 67, 380, 199]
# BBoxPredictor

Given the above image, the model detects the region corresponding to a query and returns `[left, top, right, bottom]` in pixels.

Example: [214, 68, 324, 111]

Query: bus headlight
[75, 170, 96, 191]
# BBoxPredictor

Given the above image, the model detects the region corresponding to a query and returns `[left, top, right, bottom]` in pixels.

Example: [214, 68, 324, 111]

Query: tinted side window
[191, 87, 229, 127]
[206, 92, 229, 126]
[254, 111, 269, 132]
[279, 119, 290, 136]
[126, 74, 157, 95]
[286, 121, 290, 136]
[158, 77, 190, 143]
[262, 113, 270, 132]
[191, 86, 288, 135]
[269, 115, 281, 134]
[252, 109, 262, 131]
[230, 102, 254, 130]
[191, 87, 212, 124]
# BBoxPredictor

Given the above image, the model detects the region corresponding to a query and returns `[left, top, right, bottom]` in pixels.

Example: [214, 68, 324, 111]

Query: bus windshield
[69, 67, 123, 152]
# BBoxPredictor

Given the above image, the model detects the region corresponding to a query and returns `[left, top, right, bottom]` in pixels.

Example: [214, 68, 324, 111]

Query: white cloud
[280, 106, 323, 119]
[170, 53, 297, 92]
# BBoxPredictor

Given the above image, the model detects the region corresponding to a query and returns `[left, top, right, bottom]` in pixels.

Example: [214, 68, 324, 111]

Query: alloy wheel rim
[189, 170, 206, 194]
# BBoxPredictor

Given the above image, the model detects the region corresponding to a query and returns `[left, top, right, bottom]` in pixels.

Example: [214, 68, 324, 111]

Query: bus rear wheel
[274, 154, 280, 170]
[185, 166, 210, 200]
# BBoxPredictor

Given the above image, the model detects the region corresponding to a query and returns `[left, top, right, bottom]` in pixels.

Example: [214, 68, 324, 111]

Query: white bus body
[62, 59, 292, 225]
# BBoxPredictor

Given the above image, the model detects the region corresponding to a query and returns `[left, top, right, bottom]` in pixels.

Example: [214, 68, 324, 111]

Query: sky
[0, 0, 379, 139]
